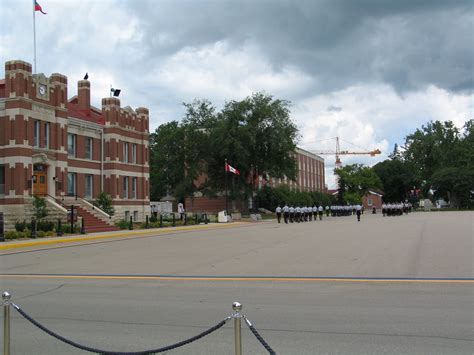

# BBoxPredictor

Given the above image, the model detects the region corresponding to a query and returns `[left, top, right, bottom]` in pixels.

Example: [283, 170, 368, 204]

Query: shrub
[14, 220, 27, 232]
[93, 192, 115, 216]
[5, 231, 30, 240]
[115, 220, 129, 230]
[61, 224, 79, 234]
[37, 220, 55, 232]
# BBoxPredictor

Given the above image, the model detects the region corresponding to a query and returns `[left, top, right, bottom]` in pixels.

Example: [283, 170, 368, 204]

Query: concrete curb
[0, 222, 250, 250]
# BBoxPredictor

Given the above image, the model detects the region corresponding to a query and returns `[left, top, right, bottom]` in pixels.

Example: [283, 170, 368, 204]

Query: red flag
[35, 1, 47, 14]
[225, 163, 240, 175]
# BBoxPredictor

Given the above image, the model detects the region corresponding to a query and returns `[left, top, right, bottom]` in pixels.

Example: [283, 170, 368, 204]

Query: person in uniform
[289, 206, 295, 223]
[325, 205, 330, 217]
[275, 205, 282, 223]
[382, 203, 386, 216]
[318, 205, 323, 220]
[283, 204, 289, 224]
[356, 204, 362, 222]
[313, 205, 318, 221]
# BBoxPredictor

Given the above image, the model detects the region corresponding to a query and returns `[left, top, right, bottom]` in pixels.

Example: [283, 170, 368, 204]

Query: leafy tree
[93, 192, 115, 216]
[203, 93, 299, 200]
[149, 121, 186, 201]
[335, 164, 383, 204]
[32, 196, 48, 220]
[402, 119, 473, 208]
[149, 93, 300, 205]
[372, 159, 417, 202]
[256, 185, 335, 211]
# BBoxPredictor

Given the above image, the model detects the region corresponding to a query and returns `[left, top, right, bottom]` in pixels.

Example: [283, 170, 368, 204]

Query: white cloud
[155, 40, 314, 106]
[294, 84, 472, 188]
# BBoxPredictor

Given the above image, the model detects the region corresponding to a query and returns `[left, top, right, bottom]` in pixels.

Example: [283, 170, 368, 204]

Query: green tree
[335, 164, 383, 204]
[402, 120, 473, 208]
[372, 159, 417, 202]
[93, 192, 115, 216]
[32, 196, 48, 220]
[149, 121, 186, 201]
[203, 92, 299, 199]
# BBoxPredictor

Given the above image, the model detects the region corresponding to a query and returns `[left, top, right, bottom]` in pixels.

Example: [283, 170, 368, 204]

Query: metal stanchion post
[80, 217, 85, 234]
[232, 302, 242, 355]
[57, 218, 63, 237]
[172, 213, 176, 227]
[3, 291, 11, 355]
[159, 214, 163, 227]
[146, 215, 149, 228]
[31, 218, 37, 238]
[129, 216, 133, 230]
[205, 213, 208, 224]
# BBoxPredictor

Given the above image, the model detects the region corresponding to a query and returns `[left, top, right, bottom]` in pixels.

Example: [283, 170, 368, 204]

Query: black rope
[244, 317, 276, 354]
[13, 303, 229, 354]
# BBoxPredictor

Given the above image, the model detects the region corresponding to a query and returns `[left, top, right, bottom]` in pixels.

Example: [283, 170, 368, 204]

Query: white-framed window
[44, 122, 49, 148]
[133, 211, 138, 221]
[132, 144, 137, 164]
[132, 177, 137, 199]
[124, 211, 130, 221]
[34, 120, 40, 147]
[123, 176, 129, 198]
[85, 137, 93, 160]
[67, 134, 76, 157]
[85, 175, 93, 199]
[67, 172, 76, 196]
[367, 198, 373, 206]
[123, 142, 129, 163]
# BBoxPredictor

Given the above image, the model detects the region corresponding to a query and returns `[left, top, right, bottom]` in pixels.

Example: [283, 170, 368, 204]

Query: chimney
[77, 80, 90, 110]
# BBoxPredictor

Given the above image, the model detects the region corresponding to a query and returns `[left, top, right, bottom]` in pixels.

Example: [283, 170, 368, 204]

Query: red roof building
[0, 60, 150, 229]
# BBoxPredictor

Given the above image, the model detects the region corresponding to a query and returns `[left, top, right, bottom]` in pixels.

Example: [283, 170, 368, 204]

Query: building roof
[67, 97, 105, 125]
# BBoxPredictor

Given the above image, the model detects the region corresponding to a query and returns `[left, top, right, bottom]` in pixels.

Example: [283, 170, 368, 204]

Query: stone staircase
[76, 206, 119, 233]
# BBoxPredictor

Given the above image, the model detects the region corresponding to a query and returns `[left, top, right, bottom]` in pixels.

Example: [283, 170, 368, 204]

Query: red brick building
[0, 60, 150, 229]
[185, 148, 325, 213]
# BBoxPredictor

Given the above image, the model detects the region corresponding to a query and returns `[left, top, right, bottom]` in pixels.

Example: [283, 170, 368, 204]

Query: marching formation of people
[275, 201, 414, 224]
[276, 204, 364, 223]
[382, 202, 412, 216]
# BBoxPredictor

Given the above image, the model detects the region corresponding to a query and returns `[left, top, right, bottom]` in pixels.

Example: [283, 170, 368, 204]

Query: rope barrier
[13, 303, 230, 354]
[244, 316, 276, 354]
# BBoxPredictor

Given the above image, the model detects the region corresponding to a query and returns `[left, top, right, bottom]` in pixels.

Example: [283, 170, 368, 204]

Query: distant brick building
[185, 148, 325, 213]
[362, 190, 383, 210]
[0, 60, 150, 230]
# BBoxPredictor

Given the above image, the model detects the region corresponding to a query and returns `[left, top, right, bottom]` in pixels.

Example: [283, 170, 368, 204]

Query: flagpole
[225, 159, 228, 216]
[32, 0, 37, 74]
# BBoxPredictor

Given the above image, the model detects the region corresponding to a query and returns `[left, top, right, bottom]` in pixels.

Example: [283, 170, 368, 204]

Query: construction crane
[312, 137, 381, 169]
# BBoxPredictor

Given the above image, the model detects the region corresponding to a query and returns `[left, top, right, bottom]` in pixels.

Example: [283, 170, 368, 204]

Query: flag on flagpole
[35, 1, 47, 14]
[225, 163, 240, 175]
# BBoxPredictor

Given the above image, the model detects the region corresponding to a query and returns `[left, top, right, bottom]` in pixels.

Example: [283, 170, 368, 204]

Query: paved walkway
[0, 221, 253, 250]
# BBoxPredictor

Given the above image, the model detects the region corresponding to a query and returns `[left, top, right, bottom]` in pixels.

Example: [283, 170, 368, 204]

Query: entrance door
[33, 166, 48, 196]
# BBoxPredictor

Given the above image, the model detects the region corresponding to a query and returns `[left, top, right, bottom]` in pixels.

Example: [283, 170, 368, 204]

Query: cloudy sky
[1, 0, 473, 187]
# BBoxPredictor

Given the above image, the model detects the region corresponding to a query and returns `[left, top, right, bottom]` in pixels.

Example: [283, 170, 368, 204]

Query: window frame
[67, 172, 76, 196]
[67, 134, 76, 157]
[85, 174, 93, 199]
[44, 122, 50, 149]
[0, 165, 5, 195]
[85, 137, 93, 160]
[34, 120, 40, 147]
[123, 176, 129, 199]
[132, 177, 137, 199]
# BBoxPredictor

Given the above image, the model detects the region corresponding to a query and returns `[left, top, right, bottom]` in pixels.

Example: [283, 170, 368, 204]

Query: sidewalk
[0, 221, 251, 250]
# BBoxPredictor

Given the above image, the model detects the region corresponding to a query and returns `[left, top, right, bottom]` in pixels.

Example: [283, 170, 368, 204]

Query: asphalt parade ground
[1, 211, 473, 354]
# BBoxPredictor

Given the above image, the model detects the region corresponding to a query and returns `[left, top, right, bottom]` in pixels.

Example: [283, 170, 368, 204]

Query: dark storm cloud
[125, 0, 473, 94]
